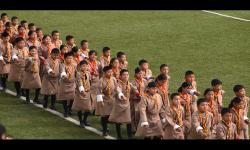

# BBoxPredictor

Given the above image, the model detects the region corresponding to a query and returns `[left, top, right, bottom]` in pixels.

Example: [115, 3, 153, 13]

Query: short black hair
[36, 28, 42, 32]
[110, 57, 118, 66]
[177, 87, 182, 93]
[221, 107, 231, 116]
[64, 51, 73, 58]
[29, 46, 37, 51]
[181, 82, 192, 88]
[204, 88, 214, 96]
[102, 47, 111, 53]
[197, 98, 207, 106]
[155, 73, 167, 82]
[28, 23, 35, 28]
[28, 30, 35, 36]
[79, 60, 88, 66]
[14, 37, 24, 45]
[18, 25, 25, 30]
[211, 79, 222, 86]
[89, 50, 97, 56]
[51, 48, 60, 54]
[138, 59, 148, 66]
[66, 35, 74, 41]
[233, 84, 245, 93]
[42, 35, 51, 41]
[1, 31, 9, 38]
[160, 64, 168, 70]
[185, 70, 194, 76]
[134, 67, 141, 74]
[120, 69, 129, 76]
[116, 51, 125, 58]
[5, 21, 11, 27]
[228, 97, 242, 109]
[60, 45, 66, 50]
[51, 30, 59, 36]
[11, 16, 18, 21]
[20, 20, 27, 25]
[170, 93, 179, 100]
[1, 13, 7, 18]
[80, 40, 88, 46]
[148, 81, 157, 88]
[103, 65, 112, 73]
[71, 46, 79, 53]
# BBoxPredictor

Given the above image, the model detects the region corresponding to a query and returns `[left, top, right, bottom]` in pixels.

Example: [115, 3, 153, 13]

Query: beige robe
[216, 121, 237, 140]
[40, 58, 60, 95]
[109, 80, 131, 124]
[188, 111, 214, 139]
[135, 93, 165, 138]
[72, 71, 92, 112]
[26, 40, 41, 48]
[8, 47, 29, 82]
[0, 42, 13, 74]
[141, 69, 153, 83]
[207, 99, 222, 137]
[95, 76, 117, 116]
[21, 57, 41, 89]
[242, 96, 249, 139]
[57, 63, 76, 101]
[99, 56, 110, 69]
[119, 60, 128, 70]
[230, 108, 247, 139]
[51, 40, 62, 49]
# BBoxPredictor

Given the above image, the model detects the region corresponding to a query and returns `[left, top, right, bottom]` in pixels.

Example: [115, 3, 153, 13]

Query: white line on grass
[202, 10, 250, 22]
[4, 89, 116, 140]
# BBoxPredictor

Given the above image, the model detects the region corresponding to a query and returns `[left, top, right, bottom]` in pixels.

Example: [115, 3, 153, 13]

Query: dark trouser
[14, 82, 21, 96]
[43, 94, 56, 108]
[115, 123, 133, 139]
[25, 88, 40, 103]
[0, 74, 8, 90]
[101, 116, 109, 135]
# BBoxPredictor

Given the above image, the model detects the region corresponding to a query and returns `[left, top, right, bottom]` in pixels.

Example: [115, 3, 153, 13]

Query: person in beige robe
[233, 84, 249, 139]
[138, 59, 154, 83]
[57, 52, 76, 118]
[51, 30, 62, 49]
[159, 64, 170, 90]
[0, 32, 13, 91]
[96, 65, 117, 136]
[188, 98, 214, 139]
[229, 97, 249, 139]
[99, 47, 111, 70]
[216, 108, 238, 140]
[26, 30, 41, 48]
[184, 70, 198, 91]
[87, 50, 102, 114]
[116, 51, 128, 70]
[40, 48, 60, 110]
[211, 79, 224, 113]
[21, 46, 41, 103]
[8, 37, 29, 97]
[64, 35, 76, 52]
[109, 69, 132, 139]
[156, 73, 169, 108]
[163, 93, 185, 139]
[72, 60, 92, 127]
[79, 40, 89, 59]
[135, 81, 165, 139]
[129, 67, 147, 134]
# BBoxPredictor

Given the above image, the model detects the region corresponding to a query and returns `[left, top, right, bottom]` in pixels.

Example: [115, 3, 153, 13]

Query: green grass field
[0, 10, 250, 139]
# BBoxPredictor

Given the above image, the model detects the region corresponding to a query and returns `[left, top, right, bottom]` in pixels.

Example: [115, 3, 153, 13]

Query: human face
[121, 71, 129, 82]
[29, 26, 36, 32]
[112, 59, 119, 68]
[222, 112, 232, 123]
[89, 53, 96, 60]
[205, 91, 214, 101]
[51, 53, 59, 60]
[65, 56, 73, 64]
[68, 38, 75, 46]
[82, 42, 88, 49]
[2, 15, 8, 23]
[17, 40, 26, 49]
[235, 100, 244, 109]
[119, 55, 126, 63]
[172, 95, 181, 107]
[80, 64, 88, 72]
[37, 30, 43, 38]
[29, 48, 37, 57]
[198, 102, 208, 113]
[61, 47, 68, 53]
[141, 63, 149, 70]
[44, 36, 51, 45]
[148, 87, 157, 95]
[157, 79, 167, 86]
[104, 50, 111, 57]
[23, 23, 28, 29]
[105, 69, 113, 78]
[52, 32, 60, 41]
[236, 88, 246, 97]
[185, 74, 195, 83]
[183, 86, 192, 94]
[160, 66, 169, 75]
[18, 27, 26, 35]
[135, 71, 143, 80]
[30, 32, 37, 40]
[213, 84, 222, 92]
[12, 18, 18, 26]
[2, 36, 10, 43]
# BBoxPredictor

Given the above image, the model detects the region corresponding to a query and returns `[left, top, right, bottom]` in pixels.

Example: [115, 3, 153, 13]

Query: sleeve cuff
[48, 68, 53, 74]
[97, 94, 103, 102]
[161, 118, 166, 123]
[0, 55, 3, 60]
[174, 124, 181, 130]
[189, 89, 195, 95]
[60, 72, 67, 78]
[141, 122, 149, 127]
[12, 54, 18, 60]
[79, 85, 85, 92]
[80, 54, 87, 59]
[244, 116, 249, 120]
[196, 126, 203, 133]
[118, 92, 124, 99]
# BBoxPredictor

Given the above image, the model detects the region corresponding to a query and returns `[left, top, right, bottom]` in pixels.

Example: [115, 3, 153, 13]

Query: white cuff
[80, 53, 87, 59]
[221, 90, 225, 94]
[118, 92, 124, 99]
[146, 76, 151, 80]
[97, 94, 103, 102]
[196, 126, 203, 133]
[141, 122, 149, 127]
[174, 124, 181, 130]
[0, 55, 3, 61]
[244, 116, 249, 120]
[12, 54, 18, 60]
[189, 89, 195, 95]
[60, 72, 67, 78]
[48, 68, 53, 74]
[161, 118, 166, 123]
[28, 57, 33, 62]
[79, 85, 85, 92]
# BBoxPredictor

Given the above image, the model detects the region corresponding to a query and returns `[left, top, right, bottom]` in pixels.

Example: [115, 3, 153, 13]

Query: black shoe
[68, 110, 73, 116]
[33, 98, 42, 104]
[49, 105, 57, 110]
[26, 99, 30, 104]
[79, 121, 85, 128]
[83, 121, 91, 126]
[16, 93, 21, 98]
[102, 131, 108, 136]
[64, 112, 68, 118]
[43, 102, 47, 108]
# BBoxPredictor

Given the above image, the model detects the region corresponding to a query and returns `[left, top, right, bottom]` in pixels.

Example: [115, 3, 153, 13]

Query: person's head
[66, 35, 75, 46]
[11, 16, 18, 26]
[170, 93, 181, 107]
[14, 37, 25, 49]
[64, 51, 73, 64]
[221, 108, 232, 123]
[1, 32, 10, 43]
[204, 88, 214, 101]
[80, 40, 88, 49]
[116, 51, 126, 63]
[71, 46, 79, 56]
[0, 123, 7, 140]
[185, 70, 195, 83]
[228, 97, 244, 110]
[147, 81, 157, 95]
[20, 20, 28, 29]
[88, 50, 97, 60]
[28, 23, 36, 32]
[51, 30, 60, 41]
[29, 46, 37, 56]
[1, 13, 8, 23]
[50, 48, 60, 59]
[181, 82, 192, 94]
[28, 30, 37, 40]
[120, 69, 129, 82]
[211, 79, 222, 92]
[17, 25, 26, 35]
[160, 64, 169, 75]
[60, 45, 68, 54]
[110, 57, 119, 68]
[42, 35, 52, 45]
[197, 98, 208, 113]
[138, 59, 149, 70]
[134, 67, 143, 80]
[4, 21, 12, 30]
[36, 28, 43, 37]
[102, 47, 111, 57]
[155, 73, 168, 86]
[233, 84, 246, 97]
[79, 60, 88, 72]
[103, 65, 113, 78]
